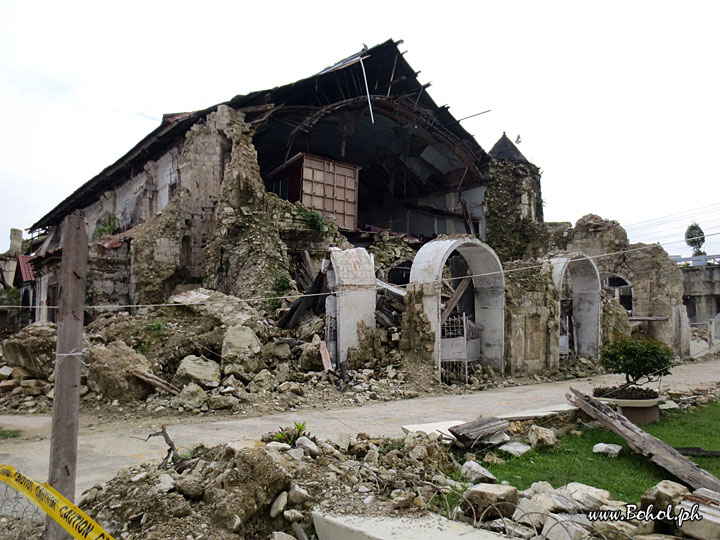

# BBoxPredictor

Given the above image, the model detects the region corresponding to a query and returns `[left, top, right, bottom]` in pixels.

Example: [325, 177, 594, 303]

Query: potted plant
[593, 335, 674, 424]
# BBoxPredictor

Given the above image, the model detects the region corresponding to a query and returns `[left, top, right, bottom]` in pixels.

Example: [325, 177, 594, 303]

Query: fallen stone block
[541, 513, 590, 540]
[175, 355, 221, 387]
[487, 518, 535, 539]
[512, 497, 549, 529]
[641, 480, 689, 511]
[171, 382, 207, 410]
[461, 461, 497, 484]
[0, 365, 13, 381]
[677, 488, 720, 540]
[498, 442, 531, 457]
[528, 425, 557, 448]
[87, 341, 153, 402]
[556, 482, 613, 511]
[532, 492, 581, 514]
[295, 436, 319, 457]
[463, 483, 518, 518]
[593, 442, 622, 458]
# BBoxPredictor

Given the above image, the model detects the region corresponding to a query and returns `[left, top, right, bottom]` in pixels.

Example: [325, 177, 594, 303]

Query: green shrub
[96, 215, 120, 238]
[600, 335, 673, 385]
[265, 272, 291, 311]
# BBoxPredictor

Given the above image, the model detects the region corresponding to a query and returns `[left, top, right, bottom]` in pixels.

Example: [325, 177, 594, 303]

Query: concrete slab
[401, 420, 466, 440]
[313, 512, 505, 539]
[497, 403, 577, 421]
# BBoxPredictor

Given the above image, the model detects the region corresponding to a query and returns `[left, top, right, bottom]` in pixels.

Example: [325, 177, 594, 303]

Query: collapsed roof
[31, 39, 492, 232]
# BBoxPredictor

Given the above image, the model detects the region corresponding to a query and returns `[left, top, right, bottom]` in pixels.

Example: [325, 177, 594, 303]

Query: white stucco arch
[409, 237, 505, 371]
[550, 253, 601, 358]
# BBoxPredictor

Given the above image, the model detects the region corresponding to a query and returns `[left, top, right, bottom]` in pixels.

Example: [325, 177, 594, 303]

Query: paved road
[2, 357, 719, 495]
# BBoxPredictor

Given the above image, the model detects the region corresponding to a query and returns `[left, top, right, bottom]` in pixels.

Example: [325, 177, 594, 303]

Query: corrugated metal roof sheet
[17, 255, 35, 282]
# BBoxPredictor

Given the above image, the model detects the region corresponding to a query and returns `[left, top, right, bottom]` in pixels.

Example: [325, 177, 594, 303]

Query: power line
[624, 202, 720, 229]
[3, 231, 718, 311]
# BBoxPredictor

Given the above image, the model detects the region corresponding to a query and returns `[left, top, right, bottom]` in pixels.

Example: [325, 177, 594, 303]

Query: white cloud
[1, 0, 718, 255]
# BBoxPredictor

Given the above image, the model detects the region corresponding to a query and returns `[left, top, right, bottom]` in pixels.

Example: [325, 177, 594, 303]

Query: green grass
[483, 401, 720, 504]
[0, 428, 21, 439]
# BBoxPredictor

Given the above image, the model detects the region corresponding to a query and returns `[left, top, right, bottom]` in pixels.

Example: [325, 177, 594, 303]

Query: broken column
[324, 247, 376, 374]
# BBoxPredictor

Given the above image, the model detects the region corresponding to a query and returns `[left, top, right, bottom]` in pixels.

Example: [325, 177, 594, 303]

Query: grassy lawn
[482, 400, 720, 504]
[0, 427, 21, 439]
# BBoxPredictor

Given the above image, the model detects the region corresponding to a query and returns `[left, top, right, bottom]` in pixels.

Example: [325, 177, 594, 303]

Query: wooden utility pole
[45, 212, 88, 540]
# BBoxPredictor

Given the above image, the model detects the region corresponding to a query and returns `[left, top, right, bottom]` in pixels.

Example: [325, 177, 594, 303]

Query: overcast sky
[1, 1, 718, 257]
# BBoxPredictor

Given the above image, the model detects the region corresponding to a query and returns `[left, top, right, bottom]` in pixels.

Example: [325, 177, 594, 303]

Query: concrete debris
[1, 322, 56, 378]
[87, 341, 153, 402]
[222, 324, 264, 374]
[461, 461, 497, 484]
[171, 382, 208, 410]
[175, 355, 221, 387]
[498, 442, 532, 457]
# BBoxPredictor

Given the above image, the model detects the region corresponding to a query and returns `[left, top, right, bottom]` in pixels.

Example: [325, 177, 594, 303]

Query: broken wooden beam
[376, 278, 407, 297]
[441, 277, 471, 323]
[567, 387, 720, 492]
[375, 308, 397, 329]
[278, 271, 325, 330]
[448, 417, 510, 448]
[319, 340, 333, 373]
[131, 369, 180, 395]
[459, 198, 476, 236]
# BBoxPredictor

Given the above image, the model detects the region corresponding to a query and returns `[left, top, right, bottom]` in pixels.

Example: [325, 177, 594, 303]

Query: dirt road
[1, 358, 719, 495]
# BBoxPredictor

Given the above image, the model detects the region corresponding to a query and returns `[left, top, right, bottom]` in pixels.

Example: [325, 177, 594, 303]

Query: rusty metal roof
[16, 254, 35, 282]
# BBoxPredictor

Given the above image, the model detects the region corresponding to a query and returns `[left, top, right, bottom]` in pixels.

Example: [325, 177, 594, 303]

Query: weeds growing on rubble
[272, 421, 308, 445]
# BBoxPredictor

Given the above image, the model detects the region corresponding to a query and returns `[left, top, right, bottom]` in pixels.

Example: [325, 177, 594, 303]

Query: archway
[550, 253, 601, 359]
[409, 237, 505, 375]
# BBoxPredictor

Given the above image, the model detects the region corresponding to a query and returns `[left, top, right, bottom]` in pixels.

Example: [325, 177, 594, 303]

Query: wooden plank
[375, 278, 407, 297]
[302, 250, 316, 277]
[567, 387, 720, 492]
[375, 308, 397, 329]
[319, 340, 333, 372]
[459, 198, 476, 236]
[441, 277, 471, 323]
[131, 369, 180, 396]
[448, 417, 510, 448]
[46, 212, 88, 540]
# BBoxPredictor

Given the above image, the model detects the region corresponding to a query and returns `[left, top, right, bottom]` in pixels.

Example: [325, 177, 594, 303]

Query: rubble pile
[75, 426, 474, 540]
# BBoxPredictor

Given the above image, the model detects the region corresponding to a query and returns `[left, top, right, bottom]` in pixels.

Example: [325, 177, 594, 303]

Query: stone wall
[568, 214, 690, 355]
[399, 284, 435, 364]
[503, 260, 559, 375]
[484, 160, 547, 262]
[86, 240, 131, 311]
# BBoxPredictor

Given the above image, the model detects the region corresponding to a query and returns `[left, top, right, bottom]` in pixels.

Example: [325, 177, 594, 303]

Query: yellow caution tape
[0, 465, 115, 540]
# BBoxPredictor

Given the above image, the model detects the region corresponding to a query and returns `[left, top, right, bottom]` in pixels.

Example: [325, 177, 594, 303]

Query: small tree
[600, 335, 673, 386]
[685, 222, 706, 256]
